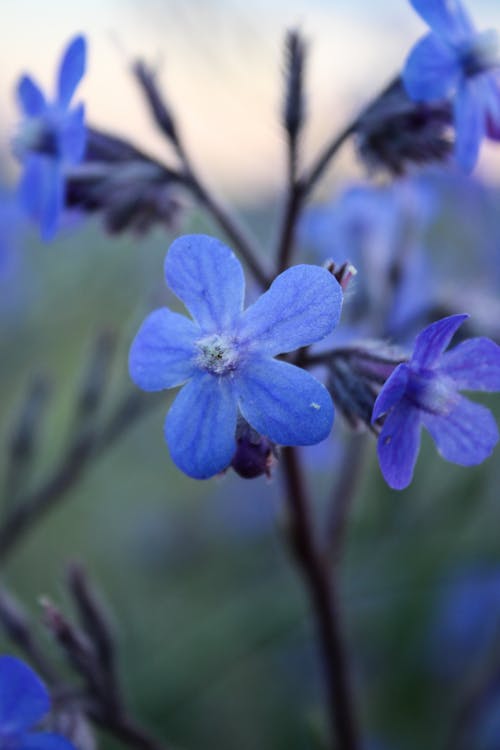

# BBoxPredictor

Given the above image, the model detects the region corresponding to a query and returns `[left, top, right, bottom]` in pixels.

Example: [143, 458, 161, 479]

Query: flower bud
[326, 343, 406, 431]
[355, 78, 452, 176]
[231, 418, 277, 479]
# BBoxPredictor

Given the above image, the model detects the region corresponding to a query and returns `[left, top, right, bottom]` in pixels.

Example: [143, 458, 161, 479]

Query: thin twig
[133, 60, 271, 288]
[182, 170, 272, 288]
[281, 447, 361, 750]
[302, 122, 357, 198]
[0, 392, 159, 564]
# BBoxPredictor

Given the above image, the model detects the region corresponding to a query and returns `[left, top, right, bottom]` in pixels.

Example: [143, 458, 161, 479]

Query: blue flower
[403, 0, 500, 171]
[14, 35, 87, 240]
[372, 314, 500, 489]
[129, 234, 342, 479]
[0, 655, 75, 750]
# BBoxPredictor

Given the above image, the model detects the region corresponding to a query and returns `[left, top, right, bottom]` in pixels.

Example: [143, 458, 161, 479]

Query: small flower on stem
[372, 314, 500, 489]
[14, 35, 87, 240]
[0, 655, 75, 750]
[129, 234, 342, 479]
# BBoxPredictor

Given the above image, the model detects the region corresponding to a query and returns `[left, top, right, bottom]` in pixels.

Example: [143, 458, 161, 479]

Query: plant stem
[183, 168, 271, 288]
[281, 447, 361, 750]
[302, 123, 357, 198]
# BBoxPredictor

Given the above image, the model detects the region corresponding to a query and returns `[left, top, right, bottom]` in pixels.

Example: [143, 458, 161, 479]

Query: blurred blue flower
[430, 567, 500, 749]
[298, 180, 435, 338]
[129, 234, 342, 479]
[14, 35, 87, 240]
[372, 314, 500, 489]
[403, 0, 500, 171]
[0, 655, 75, 750]
[431, 566, 500, 678]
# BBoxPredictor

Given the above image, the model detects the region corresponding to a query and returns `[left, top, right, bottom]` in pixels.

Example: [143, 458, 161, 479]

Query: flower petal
[129, 308, 199, 391]
[236, 358, 334, 445]
[0, 656, 49, 735]
[422, 395, 498, 465]
[57, 35, 86, 108]
[19, 156, 64, 241]
[165, 234, 245, 332]
[412, 314, 468, 368]
[372, 364, 410, 422]
[20, 733, 76, 750]
[165, 372, 237, 478]
[403, 33, 461, 101]
[60, 103, 86, 163]
[19, 156, 45, 222]
[410, 0, 474, 45]
[377, 402, 422, 490]
[454, 80, 485, 172]
[239, 265, 342, 356]
[439, 337, 500, 392]
[17, 76, 46, 117]
[39, 161, 64, 242]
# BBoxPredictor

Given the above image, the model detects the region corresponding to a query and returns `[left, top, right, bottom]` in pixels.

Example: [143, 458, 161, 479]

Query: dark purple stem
[281, 447, 361, 750]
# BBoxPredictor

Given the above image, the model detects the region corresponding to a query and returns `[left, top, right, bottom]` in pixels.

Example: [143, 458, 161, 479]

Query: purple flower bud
[355, 78, 452, 176]
[231, 418, 277, 479]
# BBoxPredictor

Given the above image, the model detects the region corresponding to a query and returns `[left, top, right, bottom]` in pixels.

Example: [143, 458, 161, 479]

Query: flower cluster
[129, 234, 342, 478]
[0, 655, 75, 750]
[14, 35, 87, 240]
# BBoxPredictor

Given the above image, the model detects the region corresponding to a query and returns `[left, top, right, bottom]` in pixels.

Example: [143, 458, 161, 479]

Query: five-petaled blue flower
[14, 35, 87, 241]
[403, 0, 500, 172]
[0, 655, 75, 750]
[129, 234, 342, 479]
[372, 314, 500, 490]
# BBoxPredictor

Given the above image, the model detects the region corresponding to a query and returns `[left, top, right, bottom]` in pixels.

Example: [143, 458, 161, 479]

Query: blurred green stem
[281, 446, 361, 750]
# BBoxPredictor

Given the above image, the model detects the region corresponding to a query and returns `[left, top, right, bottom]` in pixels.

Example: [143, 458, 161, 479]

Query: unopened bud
[231, 419, 277, 479]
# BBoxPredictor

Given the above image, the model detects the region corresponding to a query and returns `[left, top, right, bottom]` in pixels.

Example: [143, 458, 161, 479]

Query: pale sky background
[2, 0, 500, 199]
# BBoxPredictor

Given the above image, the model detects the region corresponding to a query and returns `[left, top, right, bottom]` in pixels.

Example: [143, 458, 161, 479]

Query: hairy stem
[281, 447, 361, 750]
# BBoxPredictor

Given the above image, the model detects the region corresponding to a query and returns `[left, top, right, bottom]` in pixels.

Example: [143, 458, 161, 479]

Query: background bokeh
[2, 3, 500, 750]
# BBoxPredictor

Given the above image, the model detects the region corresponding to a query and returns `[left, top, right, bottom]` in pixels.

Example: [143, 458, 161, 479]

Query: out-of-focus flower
[0, 655, 75, 750]
[430, 566, 500, 750]
[299, 180, 435, 338]
[403, 0, 500, 172]
[66, 129, 183, 236]
[431, 566, 500, 678]
[372, 314, 500, 489]
[13, 35, 87, 240]
[129, 234, 342, 479]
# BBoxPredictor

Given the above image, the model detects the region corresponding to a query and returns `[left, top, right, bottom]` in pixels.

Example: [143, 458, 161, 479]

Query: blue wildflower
[403, 0, 500, 171]
[372, 314, 500, 489]
[14, 35, 87, 240]
[129, 234, 342, 479]
[0, 655, 75, 750]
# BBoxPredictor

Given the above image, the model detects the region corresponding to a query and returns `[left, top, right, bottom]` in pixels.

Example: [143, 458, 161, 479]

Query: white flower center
[195, 333, 239, 376]
[407, 369, 458, 416]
